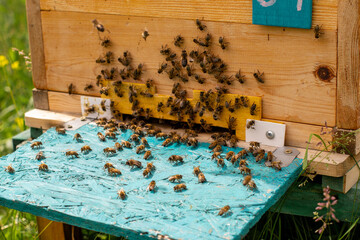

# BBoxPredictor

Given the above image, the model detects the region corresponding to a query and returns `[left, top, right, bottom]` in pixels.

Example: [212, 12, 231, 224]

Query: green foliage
[0, 0, 33, 156]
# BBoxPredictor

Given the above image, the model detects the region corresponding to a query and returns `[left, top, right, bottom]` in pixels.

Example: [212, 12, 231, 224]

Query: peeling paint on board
[0, 124, 302, 239]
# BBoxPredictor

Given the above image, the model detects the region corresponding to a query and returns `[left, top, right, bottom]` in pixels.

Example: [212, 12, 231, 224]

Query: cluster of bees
[87, 18, 262, 129]
[3, 116, 282, 217]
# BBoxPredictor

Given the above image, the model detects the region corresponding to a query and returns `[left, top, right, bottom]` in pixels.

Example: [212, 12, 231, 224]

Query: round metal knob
[266, 130, 275, 139]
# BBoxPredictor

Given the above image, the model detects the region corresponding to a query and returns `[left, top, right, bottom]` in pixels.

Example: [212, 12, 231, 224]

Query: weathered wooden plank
[26, 0, 47, 89]
[25, 109, 79, 129]
[40, 0, 338, 30]
[337, 0, 360, 129]
[37, 217, 65, 240]
[41, 11, 337, 126]
[47, 91, 328, 149]
[33, 88, 49, 110]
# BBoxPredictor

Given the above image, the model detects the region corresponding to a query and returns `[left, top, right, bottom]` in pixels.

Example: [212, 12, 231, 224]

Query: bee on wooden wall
[185, 65, 193, 77]
[160, 45, 171, 56]
[235, 70, 246, 84]
[105, 51, 113, 63]
[196, 19, 206, 31]
[157, 102, 164, 112]
[84, 84, 93, 92]
[158, 63, 167, 74]
[228, 116, 237, 130]
[133, 64, 143, 80]
[166, 53, 177, 62]
[194, 74, 205, 84]
[101, 37, 111, 47]
[253, 70, 265, 83]
[167, 68, 178, 80]
[181, 50, 188, 67]
[68, 83, 75, 95]
[142, 29, 149, 41]
[174, 35, 184, 47]
[118, 51, 132, 67]
[92, 19, 105, 32]
[218, 36, 228, 50]
[114, 87, 124, 98]
[314, 25, 323, 39]
[193, 38, 209, 48]
[100, 87, 109, 96]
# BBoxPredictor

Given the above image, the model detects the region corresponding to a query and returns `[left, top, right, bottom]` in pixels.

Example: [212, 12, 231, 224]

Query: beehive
[25, 0, 360, 181]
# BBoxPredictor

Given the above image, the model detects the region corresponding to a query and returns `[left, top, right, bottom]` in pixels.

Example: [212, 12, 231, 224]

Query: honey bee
[235, 70, 246, 84]
[247, 120, 255, 129]
[105, 132, 116, 139]
[133, 64, 143, 80]
[227, 116, 237, 130]
[160, 45, 171, 55]
[126, 159, 142, 169]
[101, 37, 111, 47]
[249, 141, 260, 148]
[187, 137, 198, 147]
[117, 189, 126, 200]
[238, 149, 248, 159]
[196, 19, 206, 31]
[66, 151, 79, 158]
[38, 161, 48, 171]
[267, 151, 274, 162]
[100, 87, 109, 96]
[108, 167, 122, 176]
[198, 172, 206, 183]
[193, 166, 201, 176]
[146, 162, 155, 171]
[142, 29, 149, 41]
[174, 183, 187, 192]
[156, 132, 168, 139]
[81, 145, 92, 153]
[229, 135, 238, 148]
[225, 151, 235, 160]
[218, 36, 228, 50]
[194, 74, 205, 84]
[239, 159, 248, 166]
[174, 35, 184, 47]
[97, 132, 106, 141]
[30, 141, 43, 149]
[212, 152, 221, 160]
[169, 174, 182, 183]
[181, 50, 188, 67]
[104, 147, 117, 155]
[230, 155, 239, 165]
[212, 145, 222, 153]
[162, 138, 172, 147]
[168, 155, 184, 164]
[143, 167, 152, 178]
[104, 162, 114, 170]
[250, 103, 257, 116]
[314, 25, 323, 39]
[243, 175, 257, 190]
[4, 164, 15, 173]
[100, 100, 106, 111]
[239, 166, 251, 175]
[147, 180, 156, 192]
[92, 19, 105, 32]
[105, 51, 113, 64]
[84, 84, 93, 92]
[157, 62, 168, 74]
[271, 161, 282, 171]
[253, 70, 264, 83]
[130, 134, 139, 142]
[35, 151, 45, 160]
[55, 126, 66, 134]
[118, 51, 132, 66]
[113, 142, 122, 151]
[136, 144, 146, 154]
[218, 205, 230, 216]
[217, 158, 225, 167]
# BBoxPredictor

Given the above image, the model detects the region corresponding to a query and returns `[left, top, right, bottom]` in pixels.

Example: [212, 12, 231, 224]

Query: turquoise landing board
[0, 124, 302, 239]
[252, 0, 313, 29]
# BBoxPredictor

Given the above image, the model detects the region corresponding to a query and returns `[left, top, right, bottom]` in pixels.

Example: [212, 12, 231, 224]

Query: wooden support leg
[36, 217, 65, 240]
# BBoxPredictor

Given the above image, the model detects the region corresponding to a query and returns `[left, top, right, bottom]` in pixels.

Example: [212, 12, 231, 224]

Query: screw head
[266, 130, 275, 139]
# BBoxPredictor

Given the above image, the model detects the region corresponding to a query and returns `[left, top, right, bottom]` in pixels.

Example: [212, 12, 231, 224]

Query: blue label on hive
[252, 0, 313, 29]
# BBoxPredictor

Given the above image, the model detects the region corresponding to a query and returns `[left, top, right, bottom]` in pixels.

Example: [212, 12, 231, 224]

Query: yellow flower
[11, 61, 19, 70]
[0, 55, 9, 67]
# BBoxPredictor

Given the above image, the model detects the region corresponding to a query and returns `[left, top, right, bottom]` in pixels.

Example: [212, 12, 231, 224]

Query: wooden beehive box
[25, 0, 360, 190]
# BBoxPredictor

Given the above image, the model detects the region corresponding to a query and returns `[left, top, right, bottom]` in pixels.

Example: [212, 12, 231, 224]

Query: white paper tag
[80, 96, 112, 120]
[245, 119, 286, 147]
